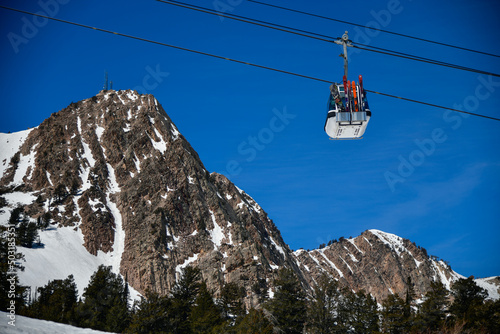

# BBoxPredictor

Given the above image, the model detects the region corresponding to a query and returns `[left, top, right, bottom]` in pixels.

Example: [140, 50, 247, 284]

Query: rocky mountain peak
[0, 90, 301, 307]
[294, 229, 463, 302]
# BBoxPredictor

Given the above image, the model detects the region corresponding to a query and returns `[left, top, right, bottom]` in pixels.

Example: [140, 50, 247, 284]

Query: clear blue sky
[1, 0, 499, 278]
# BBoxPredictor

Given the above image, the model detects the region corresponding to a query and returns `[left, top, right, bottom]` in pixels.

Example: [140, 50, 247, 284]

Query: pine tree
[54, 183, 68, 203]
[265, 268, 307, 334]
[481, 298, 500, 333]
[9, 206, 39, 248]
[23, 275, 78, 324]
[233, 308, 274, 334]
[414, 281, 448, 332]
[403, 276, 416, 329]
[170, 266, 201, 334]
[338, 288, 379, 333]
[126, 291, 173, 334]
[218, 281, 246, 324]
[381, 293, 407, 334]
[352, 290, 379, 333]
[76, 265, 130, 332]
[189, 281, 224, 333]
[307, 274, 341, 334]
[449, 276, 488, 330]
[17, 221, 38, 248]
[8, 206, 23, 226]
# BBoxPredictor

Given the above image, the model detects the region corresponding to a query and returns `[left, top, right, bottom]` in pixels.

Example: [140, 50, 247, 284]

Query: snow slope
[17, 226, 139, 300]
[0, 129, 33, 178]
[476, 277, 500, 300]
[0, 128, 140, 301]
[0, 311, 112, 334]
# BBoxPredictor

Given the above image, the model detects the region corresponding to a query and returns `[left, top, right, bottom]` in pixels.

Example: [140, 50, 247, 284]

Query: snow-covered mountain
[0, 89, 301, 308]
[294, 229, 499, 302]
[0, 90, 498, 306]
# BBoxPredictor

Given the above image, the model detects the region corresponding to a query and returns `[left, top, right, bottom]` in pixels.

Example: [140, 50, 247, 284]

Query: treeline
[2, 259, 498, 334]
[20, 265, 130, 332]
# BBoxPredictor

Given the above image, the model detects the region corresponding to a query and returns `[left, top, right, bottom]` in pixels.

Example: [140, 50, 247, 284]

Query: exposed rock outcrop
[294, 230, 461, 303]
[0, 90, 304, 307]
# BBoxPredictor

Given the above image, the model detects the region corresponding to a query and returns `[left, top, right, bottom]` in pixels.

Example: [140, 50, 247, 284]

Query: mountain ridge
[0, 89, 498, 305]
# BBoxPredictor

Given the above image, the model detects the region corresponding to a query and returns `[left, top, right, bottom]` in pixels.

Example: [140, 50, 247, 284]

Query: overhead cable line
[1, 5, 499, 122]
[155, 0, 335, 43]
[352, 44, 500, 77]
[247, 0, 500, 59]
[155, 0, 500, 78]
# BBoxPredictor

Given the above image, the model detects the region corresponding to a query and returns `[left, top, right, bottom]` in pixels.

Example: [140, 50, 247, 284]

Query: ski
[345, 79, 351, 112]
[358, 75, 364, 97]
[343, 75, 349, 112]
[358, 75, 365, 111]
[352, 81, 358, 112]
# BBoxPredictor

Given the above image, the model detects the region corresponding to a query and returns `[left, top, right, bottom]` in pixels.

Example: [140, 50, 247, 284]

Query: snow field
[0, 311, 111, 334]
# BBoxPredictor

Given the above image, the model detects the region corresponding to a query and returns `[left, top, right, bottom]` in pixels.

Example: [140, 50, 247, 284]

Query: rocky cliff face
[0, 90, 303, 307]
[294, 230, 463, 303]
[1, 90, 497, 306]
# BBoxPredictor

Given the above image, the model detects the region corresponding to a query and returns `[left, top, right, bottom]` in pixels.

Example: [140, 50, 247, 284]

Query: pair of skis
[342, 75, 365, 113]
[343, 75, 356, 112]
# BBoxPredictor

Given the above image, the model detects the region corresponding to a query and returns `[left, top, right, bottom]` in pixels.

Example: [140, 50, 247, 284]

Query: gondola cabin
[324, 81, 371, 140]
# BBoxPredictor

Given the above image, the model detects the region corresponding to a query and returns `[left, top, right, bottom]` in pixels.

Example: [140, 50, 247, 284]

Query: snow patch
[270, 237, 286, 257]
[226, 221, 233, 245]
[318, 249, 344, 278]
[171, 124, 180, 141]
[0, 311, 110, 334]
[176, 253, 199, 278]
[475, 277, 500, 300]
[12, 144, 37, 185]
[0, 129, 33, 177]
[363, 236, 373, 247]
[133, 153, 141, 174]
[370, 229, 405, 256]
[431, 260, 462, 290]
[348, 238, 364, 254]
[88, 198, 107, 212]
[148, 129, 167, 154]
[103, 163, 125, 277]
[208, 210, 224, 248]
[117, 93, 126, 105]
[126, 90, 138, 101]
[78, 117, 96, 168]
[340, 255, 354, 273]
[95, 125, 105, 142]
[268, 287, 275, 299]
[2, 191, 37, 207]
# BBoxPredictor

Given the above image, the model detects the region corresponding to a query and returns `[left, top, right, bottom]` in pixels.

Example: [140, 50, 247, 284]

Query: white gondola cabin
[324, 81, 371, 140]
